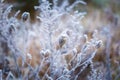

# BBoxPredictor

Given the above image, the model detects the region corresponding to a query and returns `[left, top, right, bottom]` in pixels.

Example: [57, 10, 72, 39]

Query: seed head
[59, 35, 67, 48]
[95, 40, 102, 49]
[21, 12, 29, 21]
[9, 23, 15, 34]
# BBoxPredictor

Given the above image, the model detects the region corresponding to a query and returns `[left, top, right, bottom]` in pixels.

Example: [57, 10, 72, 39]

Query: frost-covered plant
[0, 1, 24, 79]
[0, 0, 102, 80]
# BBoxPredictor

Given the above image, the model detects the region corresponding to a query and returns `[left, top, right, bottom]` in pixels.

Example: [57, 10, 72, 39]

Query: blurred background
[5, 0, 120, 21]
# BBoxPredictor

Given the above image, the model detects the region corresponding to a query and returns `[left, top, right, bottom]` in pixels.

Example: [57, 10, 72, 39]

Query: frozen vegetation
[1, 0, 116, 80]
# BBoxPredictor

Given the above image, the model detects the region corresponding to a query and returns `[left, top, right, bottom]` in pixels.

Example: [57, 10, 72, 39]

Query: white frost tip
[73, 48, 77, 54]
[27, 53, 32, 60]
